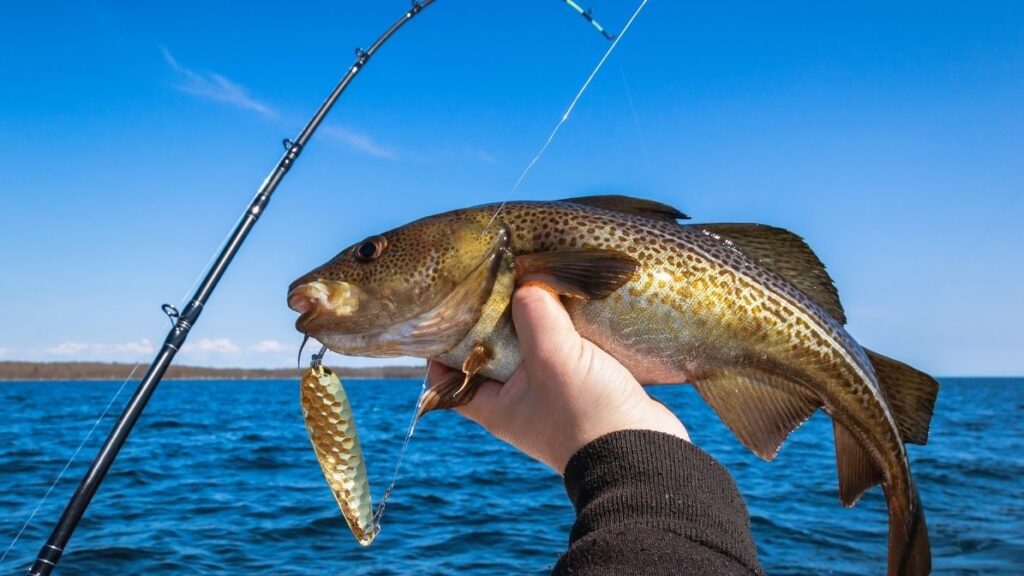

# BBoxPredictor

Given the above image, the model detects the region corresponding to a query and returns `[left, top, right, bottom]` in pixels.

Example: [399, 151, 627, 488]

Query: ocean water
[0, 377, 1020, 575]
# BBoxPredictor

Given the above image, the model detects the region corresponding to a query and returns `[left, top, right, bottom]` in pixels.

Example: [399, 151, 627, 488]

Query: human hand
[428, 284, 689, 474]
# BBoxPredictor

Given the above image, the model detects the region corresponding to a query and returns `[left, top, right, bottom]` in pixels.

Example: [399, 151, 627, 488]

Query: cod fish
[287, 195, 939, 575]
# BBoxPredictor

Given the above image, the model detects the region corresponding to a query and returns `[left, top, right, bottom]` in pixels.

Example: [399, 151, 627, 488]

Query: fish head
[288, 212, 509, 358]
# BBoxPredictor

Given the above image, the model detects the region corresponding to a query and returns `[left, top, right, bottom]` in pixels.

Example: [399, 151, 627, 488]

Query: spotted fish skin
[288, 197, 937, 574]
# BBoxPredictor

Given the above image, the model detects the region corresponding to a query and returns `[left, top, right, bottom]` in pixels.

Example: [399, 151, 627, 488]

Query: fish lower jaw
[314, 328, 458, 360]
[316, 332, 406, 358]
[313, 307, 471, 360]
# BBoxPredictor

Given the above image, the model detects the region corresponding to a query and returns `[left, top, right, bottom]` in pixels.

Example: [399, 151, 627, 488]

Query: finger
[426, 360, 458, 386]
[453, 378, 503, 429]
[427, 358, 503, 428]
[511, 285, 580, 365]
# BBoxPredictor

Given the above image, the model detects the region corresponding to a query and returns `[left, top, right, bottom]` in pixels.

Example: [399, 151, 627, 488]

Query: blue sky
[0, 1, 1021, 375]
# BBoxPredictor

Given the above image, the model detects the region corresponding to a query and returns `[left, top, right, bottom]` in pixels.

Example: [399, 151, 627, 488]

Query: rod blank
[25, 2, 436, 574]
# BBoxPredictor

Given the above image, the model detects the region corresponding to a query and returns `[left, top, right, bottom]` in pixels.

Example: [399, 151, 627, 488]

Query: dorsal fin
[833, 420, 883, 506]
[866, 349, 940, 445]
[693, 369, 819, 461]
[560, 195, 690, 222]
[699, 223, 846, 325]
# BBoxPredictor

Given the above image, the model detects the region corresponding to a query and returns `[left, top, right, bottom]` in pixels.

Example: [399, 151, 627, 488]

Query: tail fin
[866, 349, 940, 445]
[888, 487, 932, 576]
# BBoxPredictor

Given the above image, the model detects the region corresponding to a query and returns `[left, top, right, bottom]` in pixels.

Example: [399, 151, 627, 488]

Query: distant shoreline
[0, 362, 1016, 382]
[0, 361, 425, 381]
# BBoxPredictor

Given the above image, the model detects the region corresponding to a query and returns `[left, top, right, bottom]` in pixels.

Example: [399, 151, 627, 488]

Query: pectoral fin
[462, 343, 491, 379]
[458, 343, 492, 395]
[693, 369, 819, 461]
[560, 195, 690, 221]
[833, 420, 883, 506]
[866, 349, 940, 445]
[419, 371, 488, 417]
[514, 249, 639, 299]
[699, 223, 846, 324]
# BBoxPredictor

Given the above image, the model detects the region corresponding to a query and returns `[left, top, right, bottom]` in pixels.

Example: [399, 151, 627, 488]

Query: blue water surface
[0, 377, 1021, 575]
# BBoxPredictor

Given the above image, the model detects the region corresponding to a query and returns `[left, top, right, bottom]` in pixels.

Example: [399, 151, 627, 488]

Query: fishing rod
[22, 0, 624, 572]
[25, 2, 436, 574]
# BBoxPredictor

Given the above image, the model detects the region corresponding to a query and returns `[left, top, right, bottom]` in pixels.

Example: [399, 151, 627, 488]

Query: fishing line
[4, 188, 254, 564]
[617, 61, 656, 176]
[0, 363, 140, 566]
[358, 0, 651, 537]
[926, 186, 1022, 301]
[951, 187, 1022, 265]
[4, 191, 254, 568]
[370, 359, 432, 534]
[3, 217, 230, 561]
[176, 208, 248, 310]
[486, 0, 650, 229]
[2, 190, 254, 566]
[2, 228, 220, 566]
[25, 4, 443, 572]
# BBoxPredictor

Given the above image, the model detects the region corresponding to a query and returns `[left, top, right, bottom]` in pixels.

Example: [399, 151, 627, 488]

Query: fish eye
[353, 235, 387, 262]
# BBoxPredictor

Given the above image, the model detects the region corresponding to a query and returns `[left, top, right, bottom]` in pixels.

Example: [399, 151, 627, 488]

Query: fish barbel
[287, 195, 938, 574]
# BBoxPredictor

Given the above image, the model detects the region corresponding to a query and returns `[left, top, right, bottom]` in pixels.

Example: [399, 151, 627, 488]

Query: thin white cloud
[41, 339, 156, 360]
[400, 146, 498, 166]
[2, 338, 423, 370]
[161, 47, 276, 119]
[249, 339, 288, 353]
[321, 125, 398, 159]
[181, 337, 240, 355]
[45, 342, 89, 355]
[470, 149, 497, 164]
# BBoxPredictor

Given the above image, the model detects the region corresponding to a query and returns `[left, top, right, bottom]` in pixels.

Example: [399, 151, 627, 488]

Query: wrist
[555, 403, 689, 474]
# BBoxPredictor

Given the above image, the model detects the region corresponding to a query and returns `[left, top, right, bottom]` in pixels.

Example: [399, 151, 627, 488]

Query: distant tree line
[0, 361, 425, 381]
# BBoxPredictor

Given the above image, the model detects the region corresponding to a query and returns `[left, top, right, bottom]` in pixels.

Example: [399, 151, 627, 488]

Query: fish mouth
[288, 280, 364, 330]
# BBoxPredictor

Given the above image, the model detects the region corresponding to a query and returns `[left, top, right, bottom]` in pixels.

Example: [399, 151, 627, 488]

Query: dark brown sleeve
[553, 430, 764, 576]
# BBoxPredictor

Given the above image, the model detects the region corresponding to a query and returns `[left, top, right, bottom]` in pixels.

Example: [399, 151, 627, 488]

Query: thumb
[512, 284, 581, 367]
